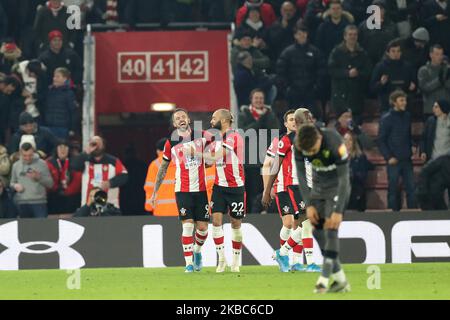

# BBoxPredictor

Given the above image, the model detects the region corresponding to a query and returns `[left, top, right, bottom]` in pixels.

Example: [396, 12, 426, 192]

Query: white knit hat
[19, 134, 36, 151]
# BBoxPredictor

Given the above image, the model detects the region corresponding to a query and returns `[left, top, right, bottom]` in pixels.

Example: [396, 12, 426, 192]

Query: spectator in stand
[386, 0, 418, 38]
[370, 39, 416, 113]
[0, 176, 17, 219]
[70, 135, 128, 208]
[8, 112, 57, 160]
[0, 2, 7, 41]
[234, 51, 276, 107]
[238, 89, 280, 213]
[335, 108, 374, 150]
[315, 0, 354, 60]
[236, 0, 277, 28]
[84, 0, 124, 25]
[0, 144, 11, 185]
[2, 76, 25, 134]
[416, 152, 450, 210]
[46, 140, 81, 214]
[265, 1, 299, 61]
[418, 44, 450, 117]
[378, 90, 416, 211]
[0, 75, 9, 144]
[39, 30, 83, 86]
[344, 131, 374, 211]
[304, 0, 328, 41]
[11, 59, 48, 122]
[34, 0, 76, 53]
[10, 136, 54, 218]
[400, 27, 430, 76]
[120, 0, 170, 26]
[231, 30, 271, 74]
[328, 24, 372, 122]
[44, 67, 76, 139]
[420, 0, 450, 55]
[0, 41, 22, 75]
[276, 24, 326, 119]
[358, 0, 398, 65]
[343, 0, 372, 25]
[73, 187, 121, 217]
[296, 0, 310, 17]
[235, 7, 268, 47]
[420, 99, 450, 162]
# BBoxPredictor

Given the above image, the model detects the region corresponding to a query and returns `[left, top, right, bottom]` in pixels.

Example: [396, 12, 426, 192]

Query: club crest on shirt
[283, 206, 290, 213]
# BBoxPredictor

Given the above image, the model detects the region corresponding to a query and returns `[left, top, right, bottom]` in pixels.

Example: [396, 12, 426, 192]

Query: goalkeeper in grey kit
[274, 124, 351, 294]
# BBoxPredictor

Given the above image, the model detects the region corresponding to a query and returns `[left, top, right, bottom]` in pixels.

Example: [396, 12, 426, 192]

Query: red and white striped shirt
[277, 132, 299, 186]
[267, 137, 290, 193]
[212, 129, 245, 188]
[81, 154, 127, 208]
[163, 130, 208, 193]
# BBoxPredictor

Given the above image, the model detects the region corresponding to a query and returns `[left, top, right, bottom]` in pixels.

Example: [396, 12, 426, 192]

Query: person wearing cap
[276, 24, 327, 119]
[335, 108, 374, 150]
[418, 44, 450, 116]
[236, 0, 277, 28]
[38, 30, 83, 86]
[358, 0, 398, 65]
[231, 30, 271, 75]
[400, 27, 430, 75]
[46, 140, 82, 214]
[9, 136, 54, 218]
[420, 99, 450, 163]
[33, 0, 75, 52]
[0, 41, 22, 75]
[329, 24, 372, 122]
[420, 0, 450, 55]
[8, 111, 58, 159]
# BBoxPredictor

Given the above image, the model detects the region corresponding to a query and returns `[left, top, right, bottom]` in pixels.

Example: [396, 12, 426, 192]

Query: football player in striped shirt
[196, 109, 246, 273]
[262, 109, 320, 272]
[150, 108, 210, 273]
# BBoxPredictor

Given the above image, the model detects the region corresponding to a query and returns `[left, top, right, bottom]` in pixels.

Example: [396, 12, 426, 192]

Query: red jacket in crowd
[236, 2, 277, 27]
[47, 158, 82, 196]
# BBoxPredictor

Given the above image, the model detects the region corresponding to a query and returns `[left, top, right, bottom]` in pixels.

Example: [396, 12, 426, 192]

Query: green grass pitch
[0, 263, 449, 300]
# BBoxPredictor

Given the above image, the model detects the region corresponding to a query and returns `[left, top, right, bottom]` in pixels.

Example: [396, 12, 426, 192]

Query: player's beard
[212, 121, 222, 131]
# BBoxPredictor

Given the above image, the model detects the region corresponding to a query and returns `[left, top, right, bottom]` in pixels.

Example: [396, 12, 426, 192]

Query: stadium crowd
[1, 0, 450, 218]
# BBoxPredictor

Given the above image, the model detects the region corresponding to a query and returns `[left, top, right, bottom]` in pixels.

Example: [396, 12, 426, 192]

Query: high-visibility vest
[205, 165, 216, 202]
[144, 154, 178, 216]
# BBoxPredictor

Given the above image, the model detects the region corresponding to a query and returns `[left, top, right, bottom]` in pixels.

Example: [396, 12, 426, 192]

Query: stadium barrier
[0, 212, 449, 270]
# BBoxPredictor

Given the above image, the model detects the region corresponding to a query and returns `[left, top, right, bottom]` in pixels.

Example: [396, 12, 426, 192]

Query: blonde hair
[344, 132, 362, 158]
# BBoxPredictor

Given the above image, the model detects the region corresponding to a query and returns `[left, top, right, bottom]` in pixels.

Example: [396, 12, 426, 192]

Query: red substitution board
[95, 31, 231, 114]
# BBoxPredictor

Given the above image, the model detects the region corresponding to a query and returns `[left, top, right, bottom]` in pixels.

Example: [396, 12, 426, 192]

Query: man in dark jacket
[328, 24, 372, 119]
[400, 27, 430, 76]
[416, 152, 450, 210]
[38, 30, 83, 86]
[276, 24, 326, 119]
[44, 67, 77, 139]
[370, 39, 416, 112]
[420, 0, 450, 55]
[33, 0, 76, 52]
[420, 99, 450, 162]
[378, 90, 416, 211]
[8, 111, 57, 159]
[315, 0, 352, 60]
[358, 0, 398, 65]
[238, 89, 280, 213]
[233, 51, 274, 107]
[265, 1, 298, 61]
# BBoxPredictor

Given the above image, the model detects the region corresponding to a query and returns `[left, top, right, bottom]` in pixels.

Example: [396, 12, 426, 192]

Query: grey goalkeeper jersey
[294, 128, 351, 213]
